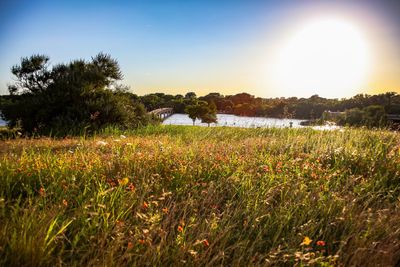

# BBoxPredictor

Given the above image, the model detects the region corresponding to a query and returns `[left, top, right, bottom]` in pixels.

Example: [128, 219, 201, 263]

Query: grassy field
[0, 125, 399, 266]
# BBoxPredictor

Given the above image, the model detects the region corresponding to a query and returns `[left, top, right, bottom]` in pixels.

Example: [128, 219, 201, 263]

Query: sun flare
[273, 17, 371, 98]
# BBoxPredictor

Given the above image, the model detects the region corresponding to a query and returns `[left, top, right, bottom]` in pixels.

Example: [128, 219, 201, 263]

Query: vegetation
[184, 101, 217, 126]
[123, 92, 400, 121]
[1, 55, 399, 131]
[0, 54, 151, 136]
[335, 105, 388, 128]
[1, 126, 399, 266]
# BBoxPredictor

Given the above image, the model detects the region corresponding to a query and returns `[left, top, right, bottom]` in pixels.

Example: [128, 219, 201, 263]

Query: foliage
[0, 127, 20, 140]
[0, 126, 400, 266]
[133, 91, 400, 127]
[1, 53, 151, 136]
[200, 113, 217, 126]
[337, 105, 388, 128]
[184, 101, 217, 126]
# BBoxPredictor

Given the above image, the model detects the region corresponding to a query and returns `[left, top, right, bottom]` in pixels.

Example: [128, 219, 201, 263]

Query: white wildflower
[96, 141, 108, 146]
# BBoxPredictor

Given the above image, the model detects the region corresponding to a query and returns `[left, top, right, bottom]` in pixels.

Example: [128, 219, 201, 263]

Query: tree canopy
[1, 53, 150, 135]
[184, 101, 217, 126]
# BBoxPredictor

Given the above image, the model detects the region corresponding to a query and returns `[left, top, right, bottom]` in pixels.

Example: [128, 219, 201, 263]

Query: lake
[0, 114, 341, 130]
[163, 113, 305, 128]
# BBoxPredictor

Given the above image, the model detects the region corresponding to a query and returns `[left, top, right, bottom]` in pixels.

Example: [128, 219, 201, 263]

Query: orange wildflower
[138, 239, 146, 244]
[143, 202, 149, 209]
[127, 241, 134, 249]
[39, 187, 45, 196]
[177, 225, 184, 232]
[128, 183, 135, 192]
[116, 220, 124, 226]
[202, 239, 210, 247]
[316, 240, 326, 246]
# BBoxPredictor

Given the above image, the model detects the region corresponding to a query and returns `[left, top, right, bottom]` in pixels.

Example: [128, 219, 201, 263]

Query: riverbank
[1, 126, 399, 266]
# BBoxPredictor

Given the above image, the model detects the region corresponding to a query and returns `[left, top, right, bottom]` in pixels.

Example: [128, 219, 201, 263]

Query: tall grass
[0, 125, 399, 266]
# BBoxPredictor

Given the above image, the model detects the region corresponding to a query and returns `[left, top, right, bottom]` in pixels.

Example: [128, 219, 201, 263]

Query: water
[0, 114, 340, 130]
[163, 114, 306, 128]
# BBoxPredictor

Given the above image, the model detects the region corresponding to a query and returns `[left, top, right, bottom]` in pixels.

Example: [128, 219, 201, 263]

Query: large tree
[1, 53, 150, 135]
[184, 101, 217, 126]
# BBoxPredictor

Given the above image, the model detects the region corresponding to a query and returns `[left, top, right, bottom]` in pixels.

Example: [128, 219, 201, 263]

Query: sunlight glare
[273, 17, 371, 98]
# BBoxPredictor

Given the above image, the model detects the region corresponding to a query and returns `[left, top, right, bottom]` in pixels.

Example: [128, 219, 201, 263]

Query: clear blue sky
[1, 0, 399, 98]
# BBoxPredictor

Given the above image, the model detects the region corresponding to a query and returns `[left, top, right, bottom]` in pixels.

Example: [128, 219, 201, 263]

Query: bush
[337, 105, 388, 128]
[1, 53, 151, 135]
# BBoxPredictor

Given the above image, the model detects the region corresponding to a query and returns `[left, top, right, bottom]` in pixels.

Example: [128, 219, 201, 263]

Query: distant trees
[1, 53, 150, 135]
[337, 105, 387, 127]
[133, 91, 400, 122]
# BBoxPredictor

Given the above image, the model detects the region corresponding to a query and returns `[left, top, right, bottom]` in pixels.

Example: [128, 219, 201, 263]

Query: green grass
[0, 125, 399, 266]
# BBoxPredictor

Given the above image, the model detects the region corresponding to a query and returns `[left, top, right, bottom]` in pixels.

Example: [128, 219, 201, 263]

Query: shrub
[1, 53, 151, 135]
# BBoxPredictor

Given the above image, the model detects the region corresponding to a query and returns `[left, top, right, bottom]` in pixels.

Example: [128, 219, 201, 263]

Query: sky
[0, 0, 399, 98]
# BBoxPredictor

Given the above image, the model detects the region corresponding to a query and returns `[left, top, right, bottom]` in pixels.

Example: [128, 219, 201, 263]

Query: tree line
[1, 53, 399, 135]
[134, 92, 399, 118]
[133, 91, 400, 127]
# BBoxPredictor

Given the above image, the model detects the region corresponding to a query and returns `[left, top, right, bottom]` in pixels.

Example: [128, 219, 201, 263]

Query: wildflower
[142, 202, 149, 209]
[202, 239, 210, 247]
[177, 225, 184, 232]
[116, 220, 124, 226]
[142, 229, 149, 235]
[316, 240, 326, 246]
[301, 236, 312, 246]
[127, 241, 133, 249]
[128, 183, 135, 191]
[188, 249, 198, 257]
[138, 239, 146, 244]
[118, 177, 129, 186]
[262, 165, 269, 172]
[96, 141, 108, 146]
[62, 199, 68, 207]
[39, 187, 45, 196]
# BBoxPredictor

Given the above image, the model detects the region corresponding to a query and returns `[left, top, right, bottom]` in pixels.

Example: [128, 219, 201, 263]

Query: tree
[185, 92, 197, 99]
[1, 53, 150, 135]
[363, 105, 387, 127]
[184, 101, 217, 126]
[184, 105, 199, 126]
[200, 113, 217, 126]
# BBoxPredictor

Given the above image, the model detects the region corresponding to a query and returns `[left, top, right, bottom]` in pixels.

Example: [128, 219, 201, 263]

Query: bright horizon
[0, 0, 399, 98]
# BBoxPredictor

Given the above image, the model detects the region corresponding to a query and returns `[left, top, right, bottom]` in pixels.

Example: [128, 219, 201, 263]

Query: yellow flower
[118, 177, 129, 186]
[301, 236, 312, 246]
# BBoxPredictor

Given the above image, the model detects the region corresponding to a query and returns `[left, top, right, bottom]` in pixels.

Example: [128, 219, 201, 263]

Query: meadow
[0, 125, 399, 266]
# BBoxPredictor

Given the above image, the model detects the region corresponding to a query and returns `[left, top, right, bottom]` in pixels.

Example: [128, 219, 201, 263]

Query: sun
[273, 17, 371, 98]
